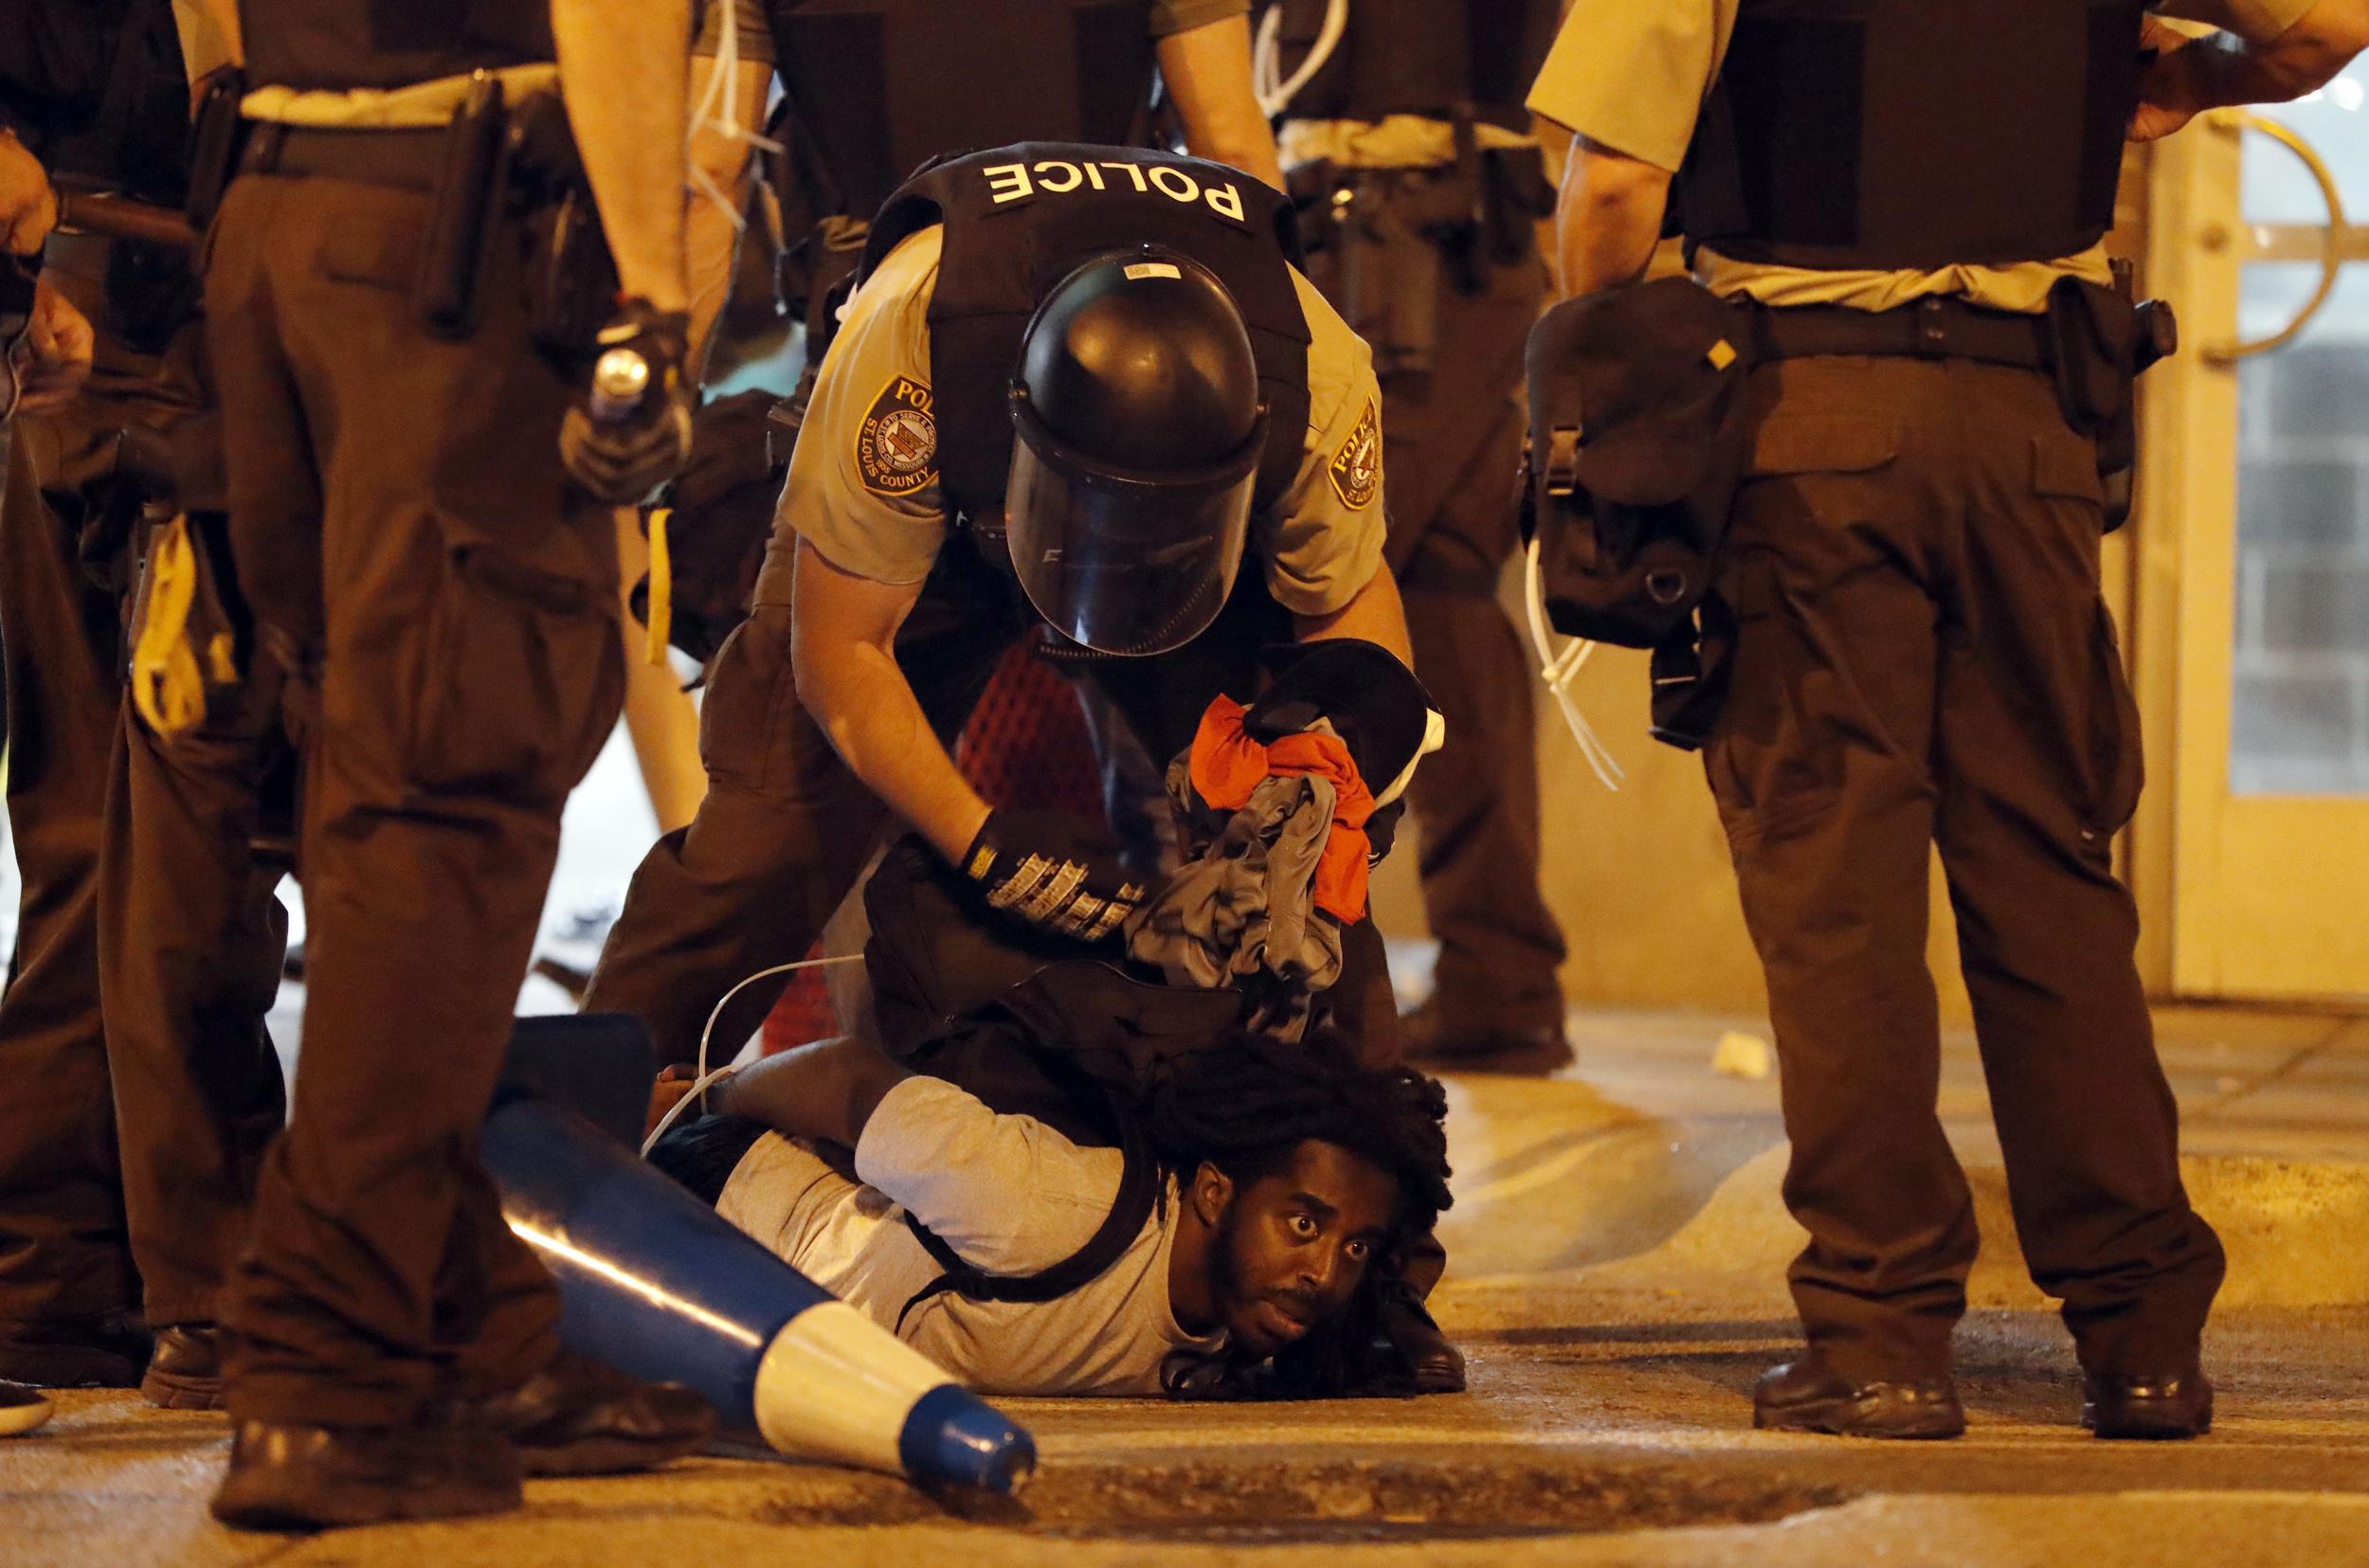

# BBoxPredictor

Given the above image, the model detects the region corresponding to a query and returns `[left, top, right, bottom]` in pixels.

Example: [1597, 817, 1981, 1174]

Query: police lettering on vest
[977, 156, 1253, 225]
[1673, 0, 2146, 271]
[859, 143, 1314, 519]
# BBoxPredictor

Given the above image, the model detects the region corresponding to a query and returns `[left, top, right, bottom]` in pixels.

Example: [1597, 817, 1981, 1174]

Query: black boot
[141, 1325, 224, 1411]
[0, 1314, 152, 1388]
[1753, 1360, 1965, 1439]
[2083, 1368, 2213, 1440]
[211, 1417, 523, 1531]
[469, 1349, 714, 1476]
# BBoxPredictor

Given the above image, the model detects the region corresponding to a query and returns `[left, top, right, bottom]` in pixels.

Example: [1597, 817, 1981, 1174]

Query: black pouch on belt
[1520, 276, 1754, 652]
[2044, 275, 2179, 533]
[183, 69, 248, 231]
[415, 73, 512, 340]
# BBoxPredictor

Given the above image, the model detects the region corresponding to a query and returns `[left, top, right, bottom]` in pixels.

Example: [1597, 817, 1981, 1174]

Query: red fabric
[1186, 694, 1375, 924]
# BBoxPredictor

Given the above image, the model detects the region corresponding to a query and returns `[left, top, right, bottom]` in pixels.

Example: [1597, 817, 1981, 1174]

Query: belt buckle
[1912, 297, 1950, 359]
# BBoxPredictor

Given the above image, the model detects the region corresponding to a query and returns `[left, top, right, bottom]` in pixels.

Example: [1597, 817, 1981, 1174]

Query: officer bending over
[1533, 0, 2361, 1444]
[660, 1026, 1450, 1397]
[587, 142, 1419, 1075]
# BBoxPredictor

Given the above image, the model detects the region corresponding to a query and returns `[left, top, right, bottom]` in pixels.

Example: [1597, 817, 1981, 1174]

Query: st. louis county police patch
[1328, 397, 1381, 512]
[855, 375, 938, 497]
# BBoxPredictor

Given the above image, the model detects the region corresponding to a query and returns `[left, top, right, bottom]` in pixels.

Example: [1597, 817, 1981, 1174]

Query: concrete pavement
[9, 1001, 2369, 1566]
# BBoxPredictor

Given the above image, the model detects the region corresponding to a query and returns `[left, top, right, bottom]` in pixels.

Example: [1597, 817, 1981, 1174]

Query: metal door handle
[2205, 109, 2348, 365]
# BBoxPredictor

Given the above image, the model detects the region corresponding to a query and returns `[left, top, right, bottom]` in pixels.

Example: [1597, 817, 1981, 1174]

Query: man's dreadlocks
[1137, 1024, 1453, 1244]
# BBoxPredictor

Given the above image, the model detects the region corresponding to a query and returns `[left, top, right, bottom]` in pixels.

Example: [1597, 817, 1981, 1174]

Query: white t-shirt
[714, 1075, 1229, 1397]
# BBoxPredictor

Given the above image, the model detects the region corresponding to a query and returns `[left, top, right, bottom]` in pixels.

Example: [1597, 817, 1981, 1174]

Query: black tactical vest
[0, 0, 190, 204]
[859, 143, 1313, 519]
[1265, 0, 1559, 133]
[767, 0, 1161, 221]
[1674, 0, 2147, 270]
[241, 0, 553, 93]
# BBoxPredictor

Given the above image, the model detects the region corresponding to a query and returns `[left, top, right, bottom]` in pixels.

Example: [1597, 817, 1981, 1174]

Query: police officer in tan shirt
[1533, 0, 2366, 1441]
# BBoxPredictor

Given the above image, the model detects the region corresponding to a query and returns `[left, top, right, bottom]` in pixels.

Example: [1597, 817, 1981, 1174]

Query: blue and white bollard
[480, 1094, 1035, 1494]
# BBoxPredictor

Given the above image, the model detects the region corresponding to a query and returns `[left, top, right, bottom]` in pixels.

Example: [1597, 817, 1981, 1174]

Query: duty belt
[1749, 296, 2054, 372]
[237, 124, 446, 191]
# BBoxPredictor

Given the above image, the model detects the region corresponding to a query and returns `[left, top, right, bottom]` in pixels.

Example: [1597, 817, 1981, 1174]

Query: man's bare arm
[1160, 16, 1288, 190]
[789, 535, 995, 862]
[1292, 562, 1415, 667]
[1552, 131, 1672, 298]
[686, 56, 772, 366]
[2133, 0, 2369, 141]
[713, 1035, 912, 1148]
[552, 0, 694, 312]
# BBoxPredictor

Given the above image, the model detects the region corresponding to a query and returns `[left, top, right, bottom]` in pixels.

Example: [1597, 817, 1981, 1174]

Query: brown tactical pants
[0, 393, 135, 1335]
[1706, 353, 2225, 1381]
[1309, 203, 1566, 1038]
[205, 171, 623, 1426]
[586, 550, 1405, 1071]
[0, 285, 282, 1342]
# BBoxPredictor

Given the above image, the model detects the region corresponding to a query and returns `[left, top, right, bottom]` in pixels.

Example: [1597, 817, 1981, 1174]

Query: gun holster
[2045, 276, 2176, 533]
[508, 91, 619, 371]
[184, 69, 249, 232]
[414, 73, 512, 340]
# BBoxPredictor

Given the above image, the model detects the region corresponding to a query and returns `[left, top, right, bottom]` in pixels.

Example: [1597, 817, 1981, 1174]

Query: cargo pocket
[406, 543, 622, 808]
[696, 606, 802, 796]
[2078, 600, 2144, 851]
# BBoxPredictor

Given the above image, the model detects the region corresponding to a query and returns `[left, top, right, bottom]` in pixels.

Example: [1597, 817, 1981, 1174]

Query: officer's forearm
[789, 541, 994, 863]
[686, 58, 771, 370]
[1554, 134, 1671, 299]
[1293, 564, 1414, 667]
[2157, 0, 2369, 113]
[1159, 18, 1288, 191]
[553, 0, 694, 312]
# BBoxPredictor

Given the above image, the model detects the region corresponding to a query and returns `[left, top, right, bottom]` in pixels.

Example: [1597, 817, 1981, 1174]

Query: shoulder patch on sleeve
[854, 375, 938, 497]
[1327, 397, 1382, 512]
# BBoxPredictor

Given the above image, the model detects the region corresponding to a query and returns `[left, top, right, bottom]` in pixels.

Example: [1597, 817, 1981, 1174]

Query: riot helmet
[1005, 247, 1268, 657]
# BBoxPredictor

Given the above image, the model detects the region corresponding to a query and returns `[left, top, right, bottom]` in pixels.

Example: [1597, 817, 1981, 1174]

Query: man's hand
[15, 279, 94, 414]
[2131, 16, 2208, 141]
[560, 300, 695, 503]
[2131, 0, 2369, 142]
[961, 808, 1147, 942]
[0, 133, 56, 258]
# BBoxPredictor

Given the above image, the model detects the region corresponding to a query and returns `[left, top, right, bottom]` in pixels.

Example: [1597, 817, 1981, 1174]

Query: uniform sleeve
[1148, 0, 1253, 38]
[1257, 268, 1387, 619]
[772, 228, 950, 586]
[852, 1076, 1129, 1275]
[1524, 0, 1732, 173]
[2155, 0, 2317, 42]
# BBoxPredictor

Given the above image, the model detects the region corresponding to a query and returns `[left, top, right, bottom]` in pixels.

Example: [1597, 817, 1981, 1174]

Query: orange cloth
[1186, 694, 1375, 924]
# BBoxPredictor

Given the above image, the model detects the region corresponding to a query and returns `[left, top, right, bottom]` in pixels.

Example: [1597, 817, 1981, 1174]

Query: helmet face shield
[1004, 383, 1263, 657]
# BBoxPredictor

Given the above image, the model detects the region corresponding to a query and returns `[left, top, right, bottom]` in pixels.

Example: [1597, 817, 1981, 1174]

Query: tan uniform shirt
[758, 223, 1388, 618]
[1525, 0, 2318, 312]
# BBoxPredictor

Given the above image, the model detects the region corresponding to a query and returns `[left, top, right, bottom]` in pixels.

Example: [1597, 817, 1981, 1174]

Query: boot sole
[517, 1429, 714, 1477]
[140, 1367, 224, 1412]
[213, 1481, 521, 1533]
[2085, 1403, 2214, 1441]
[1755, 1400, 1965, 1440]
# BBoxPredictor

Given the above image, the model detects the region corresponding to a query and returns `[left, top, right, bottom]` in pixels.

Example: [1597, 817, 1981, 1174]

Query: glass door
[2149, 79, 2369, 1000]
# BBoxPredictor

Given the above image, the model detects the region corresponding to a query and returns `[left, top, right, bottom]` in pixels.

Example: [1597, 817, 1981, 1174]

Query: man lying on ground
[647, 1024, 1451, 1398]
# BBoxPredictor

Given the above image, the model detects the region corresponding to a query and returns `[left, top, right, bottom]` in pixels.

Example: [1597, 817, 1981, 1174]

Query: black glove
[960, 809, 1147, 943]
[560, 299, 694, 505]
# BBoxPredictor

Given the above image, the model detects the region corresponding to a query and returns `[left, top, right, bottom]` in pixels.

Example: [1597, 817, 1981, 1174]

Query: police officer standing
[1264, 0, 1570, 1073]
[195, 0, 714, 1527]
[1534, 0, 2366, 1439]
[0, 0, 289, 1412]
